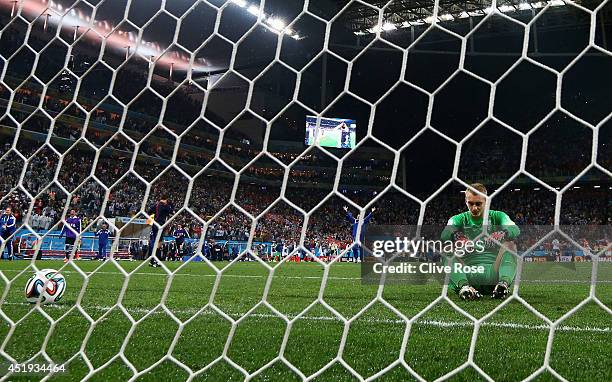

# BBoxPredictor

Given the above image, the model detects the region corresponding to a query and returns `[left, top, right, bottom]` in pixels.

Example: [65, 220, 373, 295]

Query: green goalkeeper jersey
[441, 210, 520, 291]
[441, 210, 520, 267]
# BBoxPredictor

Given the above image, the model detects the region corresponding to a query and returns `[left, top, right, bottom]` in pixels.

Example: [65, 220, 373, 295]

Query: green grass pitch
[0, 260, 609, 381]
[309, 130, 357, 149]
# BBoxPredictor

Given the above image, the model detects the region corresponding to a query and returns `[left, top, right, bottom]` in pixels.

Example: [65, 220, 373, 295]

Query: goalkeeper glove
[491, 281, 509, 299]
[452, 231, 469, 243]
[459, 285, 482, 301]
[484, 230, 507, 248]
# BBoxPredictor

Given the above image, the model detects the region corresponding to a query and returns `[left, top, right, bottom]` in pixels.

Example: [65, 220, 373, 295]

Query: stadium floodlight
[382, 22, 397, 31]
[247, 5, 261, 17]
[229, 1, 301, 38]
[268, 18, 286, 31]
[353, 0, 575, 35]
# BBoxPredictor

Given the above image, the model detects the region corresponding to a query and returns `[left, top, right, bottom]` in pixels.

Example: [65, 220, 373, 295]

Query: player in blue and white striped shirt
[344, 206, 375, 262]
[0, 207, 17, 260]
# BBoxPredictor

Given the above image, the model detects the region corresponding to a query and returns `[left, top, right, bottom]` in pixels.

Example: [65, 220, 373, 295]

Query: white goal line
[0, 269, 608, 284]
[2, 302, 609, 333]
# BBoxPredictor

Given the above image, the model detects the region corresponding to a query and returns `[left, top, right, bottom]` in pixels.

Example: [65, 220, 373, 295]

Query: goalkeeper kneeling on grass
[441, 183, 520, 301]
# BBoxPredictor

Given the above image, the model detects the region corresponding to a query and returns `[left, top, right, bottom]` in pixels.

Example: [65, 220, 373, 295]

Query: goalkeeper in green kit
[441, 184, 520, 301]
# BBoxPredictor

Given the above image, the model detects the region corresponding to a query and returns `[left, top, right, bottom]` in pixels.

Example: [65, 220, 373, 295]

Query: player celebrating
[441, 184, 520, 300]
[581, 238, 592, 261]
[147, 195, 173, 267]
[60, 209, 82, 262]
[340, 122, 351, 148]
[551, 238, 561, 262]
[0, 207, 16, 260]
[95, 223, 111, 261]
[344, 206, 375, 262]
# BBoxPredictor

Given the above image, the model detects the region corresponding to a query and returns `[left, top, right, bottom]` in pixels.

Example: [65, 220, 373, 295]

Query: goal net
[0, 0, 610, 381]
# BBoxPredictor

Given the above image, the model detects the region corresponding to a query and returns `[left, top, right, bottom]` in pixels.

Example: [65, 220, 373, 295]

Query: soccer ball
[24, 269, 66, 304]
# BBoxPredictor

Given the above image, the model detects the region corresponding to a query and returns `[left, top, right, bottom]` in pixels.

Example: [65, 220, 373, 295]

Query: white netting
[0, 0, 610, 380]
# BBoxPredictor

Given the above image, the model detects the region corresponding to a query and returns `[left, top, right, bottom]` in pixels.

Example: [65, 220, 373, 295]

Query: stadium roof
[319, 0, 608, 34]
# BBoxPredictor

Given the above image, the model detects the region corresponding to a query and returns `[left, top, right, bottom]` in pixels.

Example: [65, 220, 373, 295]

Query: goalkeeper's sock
[448, 258, 470, 294]
[498, 252, 517, 285]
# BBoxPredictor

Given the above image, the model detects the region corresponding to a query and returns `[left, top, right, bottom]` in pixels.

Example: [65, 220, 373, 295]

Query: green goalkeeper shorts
[466, 264, 502, 293]
[449, 249, 517, 294]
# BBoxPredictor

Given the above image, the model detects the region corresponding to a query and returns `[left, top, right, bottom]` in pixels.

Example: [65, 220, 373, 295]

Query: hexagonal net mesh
[0, 0, 610, 380]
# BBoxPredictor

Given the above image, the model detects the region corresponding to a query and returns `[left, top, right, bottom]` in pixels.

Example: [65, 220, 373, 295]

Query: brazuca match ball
[24, 269, 67, 304]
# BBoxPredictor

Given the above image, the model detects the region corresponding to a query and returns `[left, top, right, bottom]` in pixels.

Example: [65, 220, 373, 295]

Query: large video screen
[305, 116, 357, 149]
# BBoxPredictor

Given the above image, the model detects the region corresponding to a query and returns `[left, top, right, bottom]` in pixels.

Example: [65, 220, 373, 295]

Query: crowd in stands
[2, 133, 609, 255]
[5, 87, 393, 185]
[0, 19, 609, 261]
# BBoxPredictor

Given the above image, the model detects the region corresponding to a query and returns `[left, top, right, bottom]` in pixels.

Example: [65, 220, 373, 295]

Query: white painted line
[0, 269, 608, 283]
[2, 302, 609, 333]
